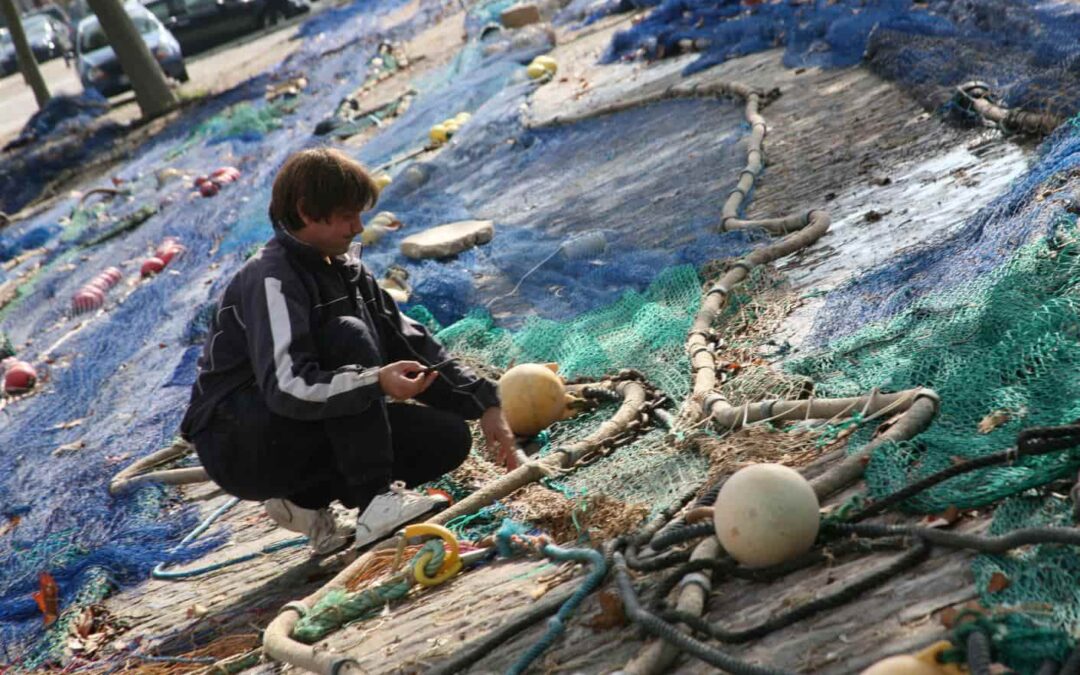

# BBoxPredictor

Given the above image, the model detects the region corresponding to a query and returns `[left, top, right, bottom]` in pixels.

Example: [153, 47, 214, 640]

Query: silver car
[75, 3, 187, 97]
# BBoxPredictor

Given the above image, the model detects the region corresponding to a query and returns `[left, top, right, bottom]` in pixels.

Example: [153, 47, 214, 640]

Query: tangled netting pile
[783, 120, 1080, 669]
[4, 0, 1080, 669]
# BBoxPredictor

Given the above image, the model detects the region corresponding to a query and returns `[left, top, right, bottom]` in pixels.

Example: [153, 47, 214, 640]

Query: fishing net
[782, 116, 1080, 668]
[574, 0, 1080, 122]
[6, 0, 1080, 669]
[423, 261, 832, 545]
[790, 204, 1080, 513]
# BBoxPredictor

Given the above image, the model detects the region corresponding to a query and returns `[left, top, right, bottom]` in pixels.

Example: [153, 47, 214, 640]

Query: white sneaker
[354, 481, 448, 549]
[264, 498, 349, 555]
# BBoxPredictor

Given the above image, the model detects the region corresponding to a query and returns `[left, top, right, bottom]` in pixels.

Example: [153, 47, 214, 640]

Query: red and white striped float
[71, 266, 124, 314]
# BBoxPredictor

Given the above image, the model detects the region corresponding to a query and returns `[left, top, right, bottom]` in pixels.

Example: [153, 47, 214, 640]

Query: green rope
[291, 541, 449, 643]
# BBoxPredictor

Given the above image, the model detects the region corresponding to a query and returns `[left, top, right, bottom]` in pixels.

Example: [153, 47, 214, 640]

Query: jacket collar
[272, 222, 363, 280]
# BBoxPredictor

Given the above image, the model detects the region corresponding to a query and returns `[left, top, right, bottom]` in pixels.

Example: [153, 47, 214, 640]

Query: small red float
[158, 248, 181, 265]
[3, 360, 37, 394]
[155, 238, 185, 264]
[211, 166, 241, 182]
[141, 257, 166, 277]
[199, 181, 220, 198]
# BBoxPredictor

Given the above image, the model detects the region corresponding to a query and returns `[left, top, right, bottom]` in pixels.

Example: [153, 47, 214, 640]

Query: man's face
[296, 208, 363, 257]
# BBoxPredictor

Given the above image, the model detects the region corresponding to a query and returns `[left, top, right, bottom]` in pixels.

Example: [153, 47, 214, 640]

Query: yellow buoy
[861, 642, 964, 675]
[533, 55, 557, 74]
[444, 121, 460, 135]
[429, 124, 449, 144]
[526, 62, 548, 80]
[497, 363, 570, 436]
[368, 211, 397, 229]
[714, 463, 820, 568]
[373, 172, 392, 190]
[861, 657, 942, 675]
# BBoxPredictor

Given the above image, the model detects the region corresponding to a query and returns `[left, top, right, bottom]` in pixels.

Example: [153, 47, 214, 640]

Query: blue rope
[134, 653, 218, 664]
[506, 543, 607, 675]
[152, 496, 308, 580]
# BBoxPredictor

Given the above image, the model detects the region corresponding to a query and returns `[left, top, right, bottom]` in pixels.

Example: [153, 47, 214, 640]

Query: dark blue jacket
[180, 225, 499, 438]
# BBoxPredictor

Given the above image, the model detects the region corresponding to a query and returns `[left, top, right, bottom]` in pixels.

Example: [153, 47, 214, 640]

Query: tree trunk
[83, 0, 178, 119]
[0, 0, 50, 109]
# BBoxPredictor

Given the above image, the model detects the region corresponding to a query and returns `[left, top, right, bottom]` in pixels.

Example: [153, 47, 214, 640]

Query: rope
[646, 537, 908, 610]
[646, 476, 725, 553]
[966, 630, 993, 675]
[827, 522, 1080, 553]
[839, 422, 1080, 522]
[291, 540, 452, 643]
[613, 552, 796, 675]
[648, 521, 715, 552]
[427, 585, 576, 675]
[152, 497, 307, 580]
[658, 539, 929, 643]
[507, 543, 607, 675]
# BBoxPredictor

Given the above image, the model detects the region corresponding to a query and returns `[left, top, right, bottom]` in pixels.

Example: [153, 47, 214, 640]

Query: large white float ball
[714, 463, 820, 568]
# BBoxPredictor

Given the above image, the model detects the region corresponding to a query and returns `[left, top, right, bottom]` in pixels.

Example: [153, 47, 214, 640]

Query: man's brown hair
[269, 148, 379, 231]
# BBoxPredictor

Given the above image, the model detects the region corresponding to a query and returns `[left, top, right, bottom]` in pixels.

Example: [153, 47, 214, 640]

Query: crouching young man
[179, 148, 516, 554]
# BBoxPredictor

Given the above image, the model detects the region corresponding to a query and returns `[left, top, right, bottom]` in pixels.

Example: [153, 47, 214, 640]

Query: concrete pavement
[0, 10, 314, 147]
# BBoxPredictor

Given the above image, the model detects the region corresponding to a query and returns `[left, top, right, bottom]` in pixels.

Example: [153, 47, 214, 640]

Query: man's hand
[481, 407, 518, 470]
[378, 361, 437, 401]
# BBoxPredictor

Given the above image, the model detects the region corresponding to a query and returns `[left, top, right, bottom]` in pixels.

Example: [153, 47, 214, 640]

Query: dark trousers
[191, 316, 472, 510]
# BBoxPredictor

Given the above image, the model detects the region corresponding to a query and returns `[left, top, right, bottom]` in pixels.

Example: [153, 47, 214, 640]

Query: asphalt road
[0, 10, 317, 147]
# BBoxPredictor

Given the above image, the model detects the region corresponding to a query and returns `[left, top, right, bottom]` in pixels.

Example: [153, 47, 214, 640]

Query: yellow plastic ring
[413, 551, 463, 587]
[403, 523, 461, 573]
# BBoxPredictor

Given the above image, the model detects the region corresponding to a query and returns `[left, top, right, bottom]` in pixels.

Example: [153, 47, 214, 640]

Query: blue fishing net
[579, 0, 1080, 118]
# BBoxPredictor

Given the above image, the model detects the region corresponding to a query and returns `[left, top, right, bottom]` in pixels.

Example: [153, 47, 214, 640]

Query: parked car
[76, 3, 188, 97]
[26, 4, 77, 44]
[0, 13, 73, 75]
[0, 29, 13, 77]
[141, 0, 308, 57]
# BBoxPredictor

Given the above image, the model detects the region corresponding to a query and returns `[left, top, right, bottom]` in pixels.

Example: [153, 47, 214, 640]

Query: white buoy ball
[497, 363, 568, 436]
[454, 112, 472, 124]
[714, 463, 820, 568]
[860, 656, 942, 675]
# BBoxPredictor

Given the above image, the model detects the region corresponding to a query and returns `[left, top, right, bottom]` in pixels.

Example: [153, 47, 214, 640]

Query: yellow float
[533, 55, 557, 74]
[373, 172, 392, 190]
[526, 62, 549, 80]
[429, 124, 449, 144]
[497, 363, 572, 436]
[861, 642, 965, 675]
